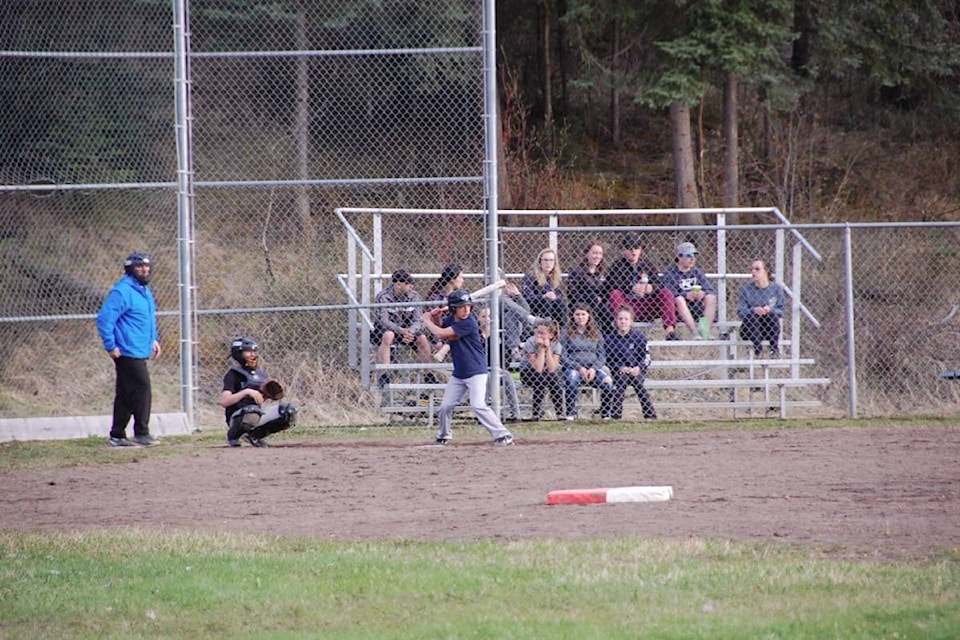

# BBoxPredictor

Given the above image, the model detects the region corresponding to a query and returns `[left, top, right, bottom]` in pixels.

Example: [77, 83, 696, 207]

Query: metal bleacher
[337, 207, 831, 423]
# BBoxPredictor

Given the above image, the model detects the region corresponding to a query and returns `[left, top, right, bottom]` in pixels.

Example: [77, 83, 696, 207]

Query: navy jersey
[444, 313, 487, 379]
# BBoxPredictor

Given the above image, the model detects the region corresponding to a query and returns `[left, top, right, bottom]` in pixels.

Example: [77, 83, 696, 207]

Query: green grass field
[2, 419, 959, 639]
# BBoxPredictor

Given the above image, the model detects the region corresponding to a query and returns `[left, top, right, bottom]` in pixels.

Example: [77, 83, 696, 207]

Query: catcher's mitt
[261, 379, 285, 401]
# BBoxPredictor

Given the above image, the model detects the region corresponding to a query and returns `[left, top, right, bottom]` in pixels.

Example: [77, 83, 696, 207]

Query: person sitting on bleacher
[522, 248, 568, 328]
[520, 318, 566, 422]
[605, 306, 657, 420]
[661, 241, 718, 340]
[607, 233, 679, 340]
[737, 259, 786, 358]
[560, 304, 614, 420]
[373, 269, 436, 389]
[567, 240, 614, 332]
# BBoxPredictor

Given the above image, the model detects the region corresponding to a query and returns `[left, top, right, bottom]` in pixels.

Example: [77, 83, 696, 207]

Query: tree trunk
[670, 101, 705, 225]
[610, 17, 621, 149]
[294, 2, 310, 231]
[722, 71, 739, 208]
[791, 0, 813, 76]
[541, 0, 553, 130]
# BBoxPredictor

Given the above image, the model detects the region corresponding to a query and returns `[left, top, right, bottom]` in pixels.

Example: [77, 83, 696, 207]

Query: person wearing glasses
[522, 247, 568, 327]
[661, 242, 718, 340]
[737, 259, 786, 357]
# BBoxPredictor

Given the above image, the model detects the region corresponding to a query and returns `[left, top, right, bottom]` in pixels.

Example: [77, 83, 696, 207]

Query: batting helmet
[447, 289, 472, 308]
[230, 336, 259, 367]
[124, 252, 152, 285]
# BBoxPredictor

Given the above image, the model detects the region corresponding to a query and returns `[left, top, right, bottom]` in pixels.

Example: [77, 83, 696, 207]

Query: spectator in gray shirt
[373, 269, 434, 388]
[737, 259, 786, 357]
[560, 304, 614, 420]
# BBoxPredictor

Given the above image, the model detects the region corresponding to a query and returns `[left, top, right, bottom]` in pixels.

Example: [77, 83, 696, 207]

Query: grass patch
[1, 531, 958, 639]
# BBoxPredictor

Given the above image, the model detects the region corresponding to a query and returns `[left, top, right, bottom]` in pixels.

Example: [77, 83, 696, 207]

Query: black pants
[520, 369, 565, 420]
[610, 371, 656, 419]
[111, 356, 152, 439]
[740, 314, 780, 352]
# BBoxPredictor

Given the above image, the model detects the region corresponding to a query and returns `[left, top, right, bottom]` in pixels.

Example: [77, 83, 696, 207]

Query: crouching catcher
[220, 337, 298, 447]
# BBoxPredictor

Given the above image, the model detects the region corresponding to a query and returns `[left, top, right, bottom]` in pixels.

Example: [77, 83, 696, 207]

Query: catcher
[220, 336, 298, 448]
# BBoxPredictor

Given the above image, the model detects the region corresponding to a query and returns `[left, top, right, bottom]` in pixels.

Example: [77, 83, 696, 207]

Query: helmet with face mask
[124, 252, 152, 285]
[230, 336, 259, 368]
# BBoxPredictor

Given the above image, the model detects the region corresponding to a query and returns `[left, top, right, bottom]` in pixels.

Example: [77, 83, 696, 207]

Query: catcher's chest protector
[230, 366, 267, 391]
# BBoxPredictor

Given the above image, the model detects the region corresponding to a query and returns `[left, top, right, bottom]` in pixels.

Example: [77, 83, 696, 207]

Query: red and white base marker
[547, 486, 673, 505]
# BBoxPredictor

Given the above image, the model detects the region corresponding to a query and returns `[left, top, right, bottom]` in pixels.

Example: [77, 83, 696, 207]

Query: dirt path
[4, 427, 958, 558]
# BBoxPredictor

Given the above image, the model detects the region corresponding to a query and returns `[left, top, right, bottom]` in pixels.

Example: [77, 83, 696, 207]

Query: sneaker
[242, 433, 269, 448]
[226, 437, 241, 447]
[601, 415, 613, 421]
[132, 434, 158, 446]
[770, 347, 780, 358]
[493, 435, 514, 446]
[644, 413, 658, 420]
[435, 436, 451, 445]
[665, 331, 680, 341]
[109, 437, 136, 447]
[418, 394, 431, 407]
[377, 374, 391, 388]
[564, 415, 575, 421]
[697, 317, 711, 340]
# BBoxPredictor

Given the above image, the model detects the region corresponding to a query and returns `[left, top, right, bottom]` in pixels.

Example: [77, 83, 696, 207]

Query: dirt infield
[3, 426, 959, 559]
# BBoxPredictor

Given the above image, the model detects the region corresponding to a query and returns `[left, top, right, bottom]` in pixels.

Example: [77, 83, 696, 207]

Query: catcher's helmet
[447, 289, 472, 308]
[230, 336, 259, 367]
[123, 251, 152, 285]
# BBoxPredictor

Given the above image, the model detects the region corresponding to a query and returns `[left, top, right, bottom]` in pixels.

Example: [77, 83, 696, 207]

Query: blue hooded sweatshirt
[96, 275, 158, 358]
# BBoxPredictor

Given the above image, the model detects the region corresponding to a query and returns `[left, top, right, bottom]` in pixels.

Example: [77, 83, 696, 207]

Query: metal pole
[843, 225, 858, 418]
[172, 0, 195, 428]
[482, 0, 502, 418]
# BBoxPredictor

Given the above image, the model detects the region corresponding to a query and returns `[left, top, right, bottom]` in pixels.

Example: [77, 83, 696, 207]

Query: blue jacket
[96, 275, 158, 358]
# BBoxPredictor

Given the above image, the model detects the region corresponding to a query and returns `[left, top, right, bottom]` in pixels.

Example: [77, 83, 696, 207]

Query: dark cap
[391, 269, 414, 284]
[439, 263, 462, 285]
[621, 233, 642, 249]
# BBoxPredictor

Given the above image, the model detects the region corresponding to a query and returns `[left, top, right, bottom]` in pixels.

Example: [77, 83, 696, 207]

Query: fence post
[843, 225, 858, 418]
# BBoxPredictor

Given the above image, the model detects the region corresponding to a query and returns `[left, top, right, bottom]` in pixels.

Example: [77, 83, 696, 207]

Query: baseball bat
[470, 279, 507, 299]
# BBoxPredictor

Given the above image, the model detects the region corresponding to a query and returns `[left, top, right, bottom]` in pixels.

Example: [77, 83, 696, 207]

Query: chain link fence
[2, 2, 960, 435]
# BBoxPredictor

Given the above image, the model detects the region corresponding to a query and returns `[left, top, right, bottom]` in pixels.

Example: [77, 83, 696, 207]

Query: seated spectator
[660, 241, 718, 339]
[425, 263, 465, 360]
[607, 233, 678, 339]
[478, 305, 522, 422]
[561, 304, 614, 420]
[605, 306, 657, 420]
[567, 241, 614, 331]
[373, 269, 436, 388]
[522, 248, 568, 327]
[426, 263, 465, 306]
[498, 277, 535, 364]
[520, 318, 565, 421]
[737, 259, 786, 357]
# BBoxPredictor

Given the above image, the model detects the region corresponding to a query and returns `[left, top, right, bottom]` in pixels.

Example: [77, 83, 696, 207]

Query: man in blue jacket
[96, 252, 161, 447]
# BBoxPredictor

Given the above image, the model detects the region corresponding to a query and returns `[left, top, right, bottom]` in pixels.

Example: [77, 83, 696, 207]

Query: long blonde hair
[530, 248, 562, 289]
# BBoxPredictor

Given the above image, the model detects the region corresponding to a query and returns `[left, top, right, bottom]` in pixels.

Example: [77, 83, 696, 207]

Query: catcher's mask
[230, 336, 259, 367]
[123, 252, 152, 285]
[447, 289, 472, 309]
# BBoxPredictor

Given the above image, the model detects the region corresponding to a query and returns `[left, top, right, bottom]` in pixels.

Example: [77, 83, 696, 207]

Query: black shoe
[132, 434, 158, 447]
[435, 436, 451, 445]
[493, 435, 515, 446]
[665, 331, 679, 341]
[226, 437, 241, 447]
[644, 414, 658, 420]
[242, 433, 269, 448]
